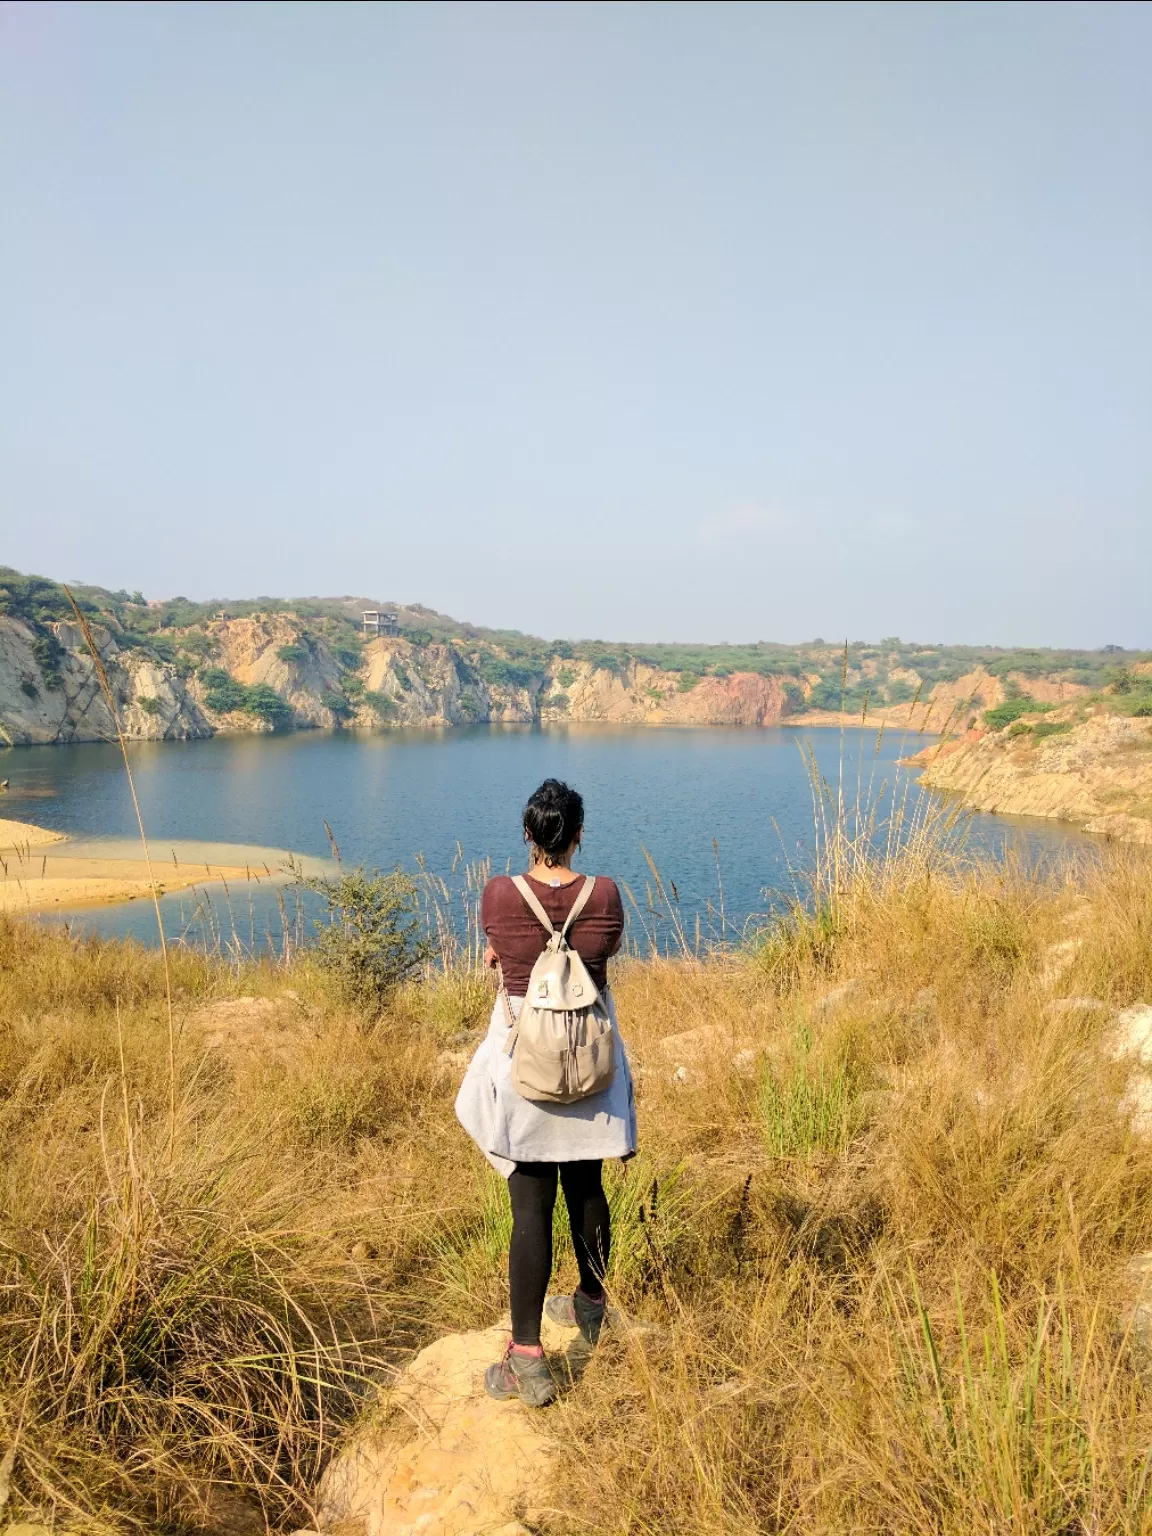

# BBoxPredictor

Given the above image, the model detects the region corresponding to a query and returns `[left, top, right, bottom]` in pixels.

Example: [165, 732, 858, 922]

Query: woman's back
[481, 872, 624, 996]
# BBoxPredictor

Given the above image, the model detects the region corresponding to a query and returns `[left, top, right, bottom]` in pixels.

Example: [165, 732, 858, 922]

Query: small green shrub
[363, 691, 397, 719]
[478, 655, 539, 692]
[201, 669, 291, 726]
[304, 867, 433, 1009]
[1032, 720, 1073, 740]
[557, 666, 577, 689]
[320, 690, 351, 716]
[677, 671, 700, 692]
[202, 672, 248, 713]
[137, 695, 161, 715]
[244, 684, 292, 727]
[276, 644, 308, 664]
[760, 1025, 857, 1159]
[178, 631, 214, 659]
[31, 632, 65, 689]
[983, 696, 1054, 730]
[1008, 722, 1032, 738]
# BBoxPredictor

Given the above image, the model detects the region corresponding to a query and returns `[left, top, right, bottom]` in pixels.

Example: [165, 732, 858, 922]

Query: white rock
[1040, 937, 1083, 987]
[1120, 1077, 1152, 1136]
[812, 981, 860, 1016]
[731, 1049, 758, 1077]
[1110, 1004, 1152, 1065]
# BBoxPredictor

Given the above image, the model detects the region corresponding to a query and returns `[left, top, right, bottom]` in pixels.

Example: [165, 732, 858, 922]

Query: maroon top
[481, 872, 625, 996]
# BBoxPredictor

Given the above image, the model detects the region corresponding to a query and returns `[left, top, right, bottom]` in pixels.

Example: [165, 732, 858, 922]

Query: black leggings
[507, 1160, 610, 1347]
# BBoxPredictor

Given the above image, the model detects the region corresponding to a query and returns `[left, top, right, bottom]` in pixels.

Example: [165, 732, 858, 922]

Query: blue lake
[1, 725, 1090, 952]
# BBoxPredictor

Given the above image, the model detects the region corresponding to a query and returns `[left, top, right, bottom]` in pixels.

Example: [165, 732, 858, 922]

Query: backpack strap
[559, 875, 597, 940]
[511, 873, 597, 943]
[510, 875, 555, 934]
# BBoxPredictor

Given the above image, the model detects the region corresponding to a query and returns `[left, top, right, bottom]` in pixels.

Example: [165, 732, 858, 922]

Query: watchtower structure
[363, 610, 399, 637]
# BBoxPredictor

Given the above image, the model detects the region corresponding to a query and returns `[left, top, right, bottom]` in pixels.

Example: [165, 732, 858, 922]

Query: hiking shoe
[544, 1288, 607, 1345]
[484, 1344, 557, 1407]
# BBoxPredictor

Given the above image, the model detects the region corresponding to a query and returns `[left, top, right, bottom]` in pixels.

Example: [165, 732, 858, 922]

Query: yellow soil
[0, 816, 66, 849]
[0, 853, 255, 913]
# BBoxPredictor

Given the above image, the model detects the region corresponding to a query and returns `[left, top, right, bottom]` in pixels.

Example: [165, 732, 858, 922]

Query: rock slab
[318, 1315, 579, 1536]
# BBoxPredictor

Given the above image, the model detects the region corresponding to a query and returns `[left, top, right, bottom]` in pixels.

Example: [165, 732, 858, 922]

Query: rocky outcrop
[550, 660, 787, 726]
[316, 1311, 584, 1536]
[206, 614, 348, 729]
[913, 710, 1152, 842]
[0, 616, 211, 746]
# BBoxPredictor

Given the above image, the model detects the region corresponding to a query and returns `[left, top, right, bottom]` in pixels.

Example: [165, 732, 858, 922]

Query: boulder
[1120, 1251, 1152, 1369]
[1109, 1004, 1152, 1135]
[811, 981, 860, 1017]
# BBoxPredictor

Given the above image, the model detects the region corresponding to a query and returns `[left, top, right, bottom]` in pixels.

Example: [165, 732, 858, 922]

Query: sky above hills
[1, 1, 1148, 648]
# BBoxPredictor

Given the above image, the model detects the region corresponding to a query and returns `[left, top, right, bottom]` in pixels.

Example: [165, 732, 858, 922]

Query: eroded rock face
[0, 616, 212, 745]
[318, 1314, 581, 1536]
[208, 615, 348, 729]
[916, 712, 1152, 844]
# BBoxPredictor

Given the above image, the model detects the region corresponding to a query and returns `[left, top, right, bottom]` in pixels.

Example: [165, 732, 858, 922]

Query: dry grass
[1, 832, 1152, 1533]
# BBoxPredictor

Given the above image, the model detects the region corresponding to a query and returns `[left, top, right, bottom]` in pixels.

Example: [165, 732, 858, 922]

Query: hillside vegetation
[2, 816, 1152, 1533]
[0, 565, 1142, 745]
[913, 665, 1152, 843]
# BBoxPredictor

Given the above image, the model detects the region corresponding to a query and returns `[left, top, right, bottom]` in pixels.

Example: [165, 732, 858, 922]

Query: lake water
[2, 725, 1091, 953]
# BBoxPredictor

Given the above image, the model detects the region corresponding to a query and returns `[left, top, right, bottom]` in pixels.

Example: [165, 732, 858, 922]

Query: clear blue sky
[2, 1, 1148, 647]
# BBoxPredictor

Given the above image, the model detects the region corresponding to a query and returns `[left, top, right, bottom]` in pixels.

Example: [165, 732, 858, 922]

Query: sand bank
[0, 817, 292, 914]
[0, 816, 66, 849]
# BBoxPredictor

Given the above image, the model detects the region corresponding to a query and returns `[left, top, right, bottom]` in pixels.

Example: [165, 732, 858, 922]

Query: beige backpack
[500, 874, 617, 1104]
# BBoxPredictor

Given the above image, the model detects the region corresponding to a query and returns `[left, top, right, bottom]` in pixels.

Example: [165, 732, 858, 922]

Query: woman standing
[456, 778, 636, 1407]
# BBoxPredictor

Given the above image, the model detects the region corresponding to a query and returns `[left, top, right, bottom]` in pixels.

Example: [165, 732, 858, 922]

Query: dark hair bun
[523, 778, 584, 859]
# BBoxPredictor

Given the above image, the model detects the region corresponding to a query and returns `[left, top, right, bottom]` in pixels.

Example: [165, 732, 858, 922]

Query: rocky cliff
[0, 613, 797, 743]
[0, 568, 1139, 748]
[0, 615, 211, 745]
[912, 708, 1152, 843]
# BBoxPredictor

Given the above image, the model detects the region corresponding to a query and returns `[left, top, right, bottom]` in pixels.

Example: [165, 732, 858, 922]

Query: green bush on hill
[983, 696, 1054, 730]
[200, 668, 292, 727]
[477, 655, 540, 692]
[244, 685, 293, 726]
[277, 644, 308, 664]
[1032, 720, 1072, 740]
[201, 669, 249, 713]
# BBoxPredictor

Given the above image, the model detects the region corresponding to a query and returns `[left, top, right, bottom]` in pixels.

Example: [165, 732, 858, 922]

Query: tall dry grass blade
[64, 586, 177, 1151]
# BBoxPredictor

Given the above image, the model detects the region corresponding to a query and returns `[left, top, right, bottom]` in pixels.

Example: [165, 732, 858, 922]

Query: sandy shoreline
[0, 817, 283, 914]
[0, 816, 66, 849]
